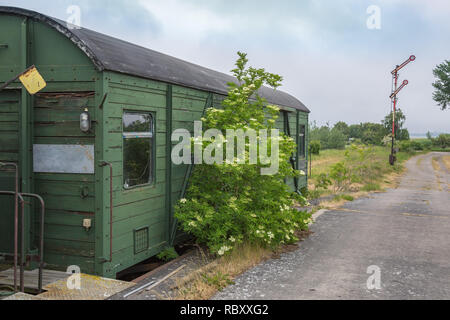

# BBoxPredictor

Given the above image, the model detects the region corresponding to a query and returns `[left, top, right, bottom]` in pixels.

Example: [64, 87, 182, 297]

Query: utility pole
[389, 55, 415, 165]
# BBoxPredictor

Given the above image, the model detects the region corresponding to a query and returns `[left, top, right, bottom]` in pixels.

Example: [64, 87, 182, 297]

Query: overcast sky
[1, 0, 449, 133]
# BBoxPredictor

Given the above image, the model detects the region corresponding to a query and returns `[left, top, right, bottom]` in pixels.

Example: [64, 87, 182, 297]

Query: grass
[333, 194, 355, 202]
[308, 146, 420, 207]
[443, 156, 450, 171]
[430, 148, 450, 152]
[432, 157, 442, 172]
[309, 149, 346, 176]
[172, 230, 311, 300]
[432, 157, 444, 191]
[173, 243, 272, 300]
[361, 183, 381, 192]
[416, 157, 423, 166]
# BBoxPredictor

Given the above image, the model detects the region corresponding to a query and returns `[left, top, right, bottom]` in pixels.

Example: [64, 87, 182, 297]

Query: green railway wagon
[0, 7, 310, 279]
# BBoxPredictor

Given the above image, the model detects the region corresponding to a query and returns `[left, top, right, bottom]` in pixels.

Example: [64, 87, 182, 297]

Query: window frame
[122, 110, 156, 190]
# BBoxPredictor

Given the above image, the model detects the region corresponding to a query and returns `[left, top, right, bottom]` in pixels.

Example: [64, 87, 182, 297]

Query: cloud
[0, 0, 448, 132]
[139, 0, 231, 39]
[0, 0, 161, 40]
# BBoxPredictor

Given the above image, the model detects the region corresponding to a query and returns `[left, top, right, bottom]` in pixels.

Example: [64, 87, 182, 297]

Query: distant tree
[426, 131, 433, 140]
[361, 123, 386, 145]
[334, 121, 350, 137]
[382, 108, 409, 141]
[433, 134, 450, 149]
[309, 124, 330, 148]
[328, 128, 347, 149]
[349, 124, 363, 140]
[309, 124, 347, 150]
[397, 129, 410, 141]
[432, 60, 450, 110]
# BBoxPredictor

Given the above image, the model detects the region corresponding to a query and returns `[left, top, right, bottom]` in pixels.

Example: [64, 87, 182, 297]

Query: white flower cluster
[188, 221, 197, 228]
[255, 227, 265, 238]
[218, 245, 232, 256]
[208, 108, 225, 114]
[267, 105, 280, 113]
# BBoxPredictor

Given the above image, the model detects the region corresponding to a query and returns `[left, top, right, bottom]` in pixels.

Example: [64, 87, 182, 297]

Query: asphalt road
[214, 152, 450, 300]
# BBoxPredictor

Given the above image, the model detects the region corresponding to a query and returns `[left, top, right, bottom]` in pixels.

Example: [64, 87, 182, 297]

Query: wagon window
[123, 112, 154, 189]
[299, 125, 306, 158]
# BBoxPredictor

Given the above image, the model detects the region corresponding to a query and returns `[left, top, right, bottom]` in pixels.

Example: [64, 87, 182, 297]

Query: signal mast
[389, 55, 415, 165]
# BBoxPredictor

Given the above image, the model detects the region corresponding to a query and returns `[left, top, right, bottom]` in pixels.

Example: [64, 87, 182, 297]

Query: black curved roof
[0, 6, 310, 112]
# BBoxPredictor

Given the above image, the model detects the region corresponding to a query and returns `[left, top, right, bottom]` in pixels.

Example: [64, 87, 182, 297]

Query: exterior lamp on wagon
[80, 108, 91, 133]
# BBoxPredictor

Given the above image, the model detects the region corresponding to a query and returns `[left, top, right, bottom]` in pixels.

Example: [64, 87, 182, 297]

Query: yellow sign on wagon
[19, 66, 46, 95]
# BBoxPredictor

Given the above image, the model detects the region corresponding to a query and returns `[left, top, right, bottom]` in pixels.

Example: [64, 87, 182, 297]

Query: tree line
[310, 109, 409, 150]
[310, 109, 449, 153]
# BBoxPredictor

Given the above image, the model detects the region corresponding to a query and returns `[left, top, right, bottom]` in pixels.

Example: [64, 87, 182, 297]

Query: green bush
[202, 272, 234, 291]
[315, 173, 332, 190]
[309, 140, 321, 155]
[400, 139, 433, 152]
[432, 134, 450, 149]
[329, 162, 351, 192]
[307, 189, 323, 200]
[175, 53, 311, 256]
[410, 140, 424, 151]
[419, 139, 432, 150]
[342, 194, 355, 201]
[157, 247, 179, 262]
[399, 141, 413, 153]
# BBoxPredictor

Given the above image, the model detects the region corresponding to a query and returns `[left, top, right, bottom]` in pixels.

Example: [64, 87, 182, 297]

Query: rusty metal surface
[38, 274, 135, 300]
[3, 292, 45, 300]
[1, 271, 135, 300]
[0, 268, 68, 290]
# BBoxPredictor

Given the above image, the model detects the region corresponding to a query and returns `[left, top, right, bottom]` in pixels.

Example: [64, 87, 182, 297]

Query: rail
[20, 193, 46, 293]
[0, 191, 45, 293]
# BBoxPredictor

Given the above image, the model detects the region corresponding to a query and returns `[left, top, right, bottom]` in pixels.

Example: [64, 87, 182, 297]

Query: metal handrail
[0, 191, 24, 292]
[20, 193, 45, 293]
[0, 191, 45, 293]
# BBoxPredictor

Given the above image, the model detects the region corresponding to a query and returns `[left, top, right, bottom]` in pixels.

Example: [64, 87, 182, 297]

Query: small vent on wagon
[134, 226, 149, 254]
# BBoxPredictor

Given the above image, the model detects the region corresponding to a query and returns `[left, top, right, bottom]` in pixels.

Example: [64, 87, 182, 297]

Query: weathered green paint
[0, 15, 310, 278]
[0, 16, 97, 274]
[166, 85, 173, 246]
[0, 89, 20, 253]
